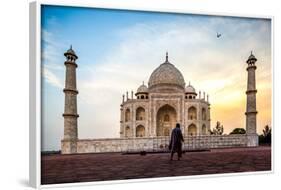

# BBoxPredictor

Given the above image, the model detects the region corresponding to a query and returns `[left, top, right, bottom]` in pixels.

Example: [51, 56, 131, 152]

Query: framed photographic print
[29, 1, 273, 188]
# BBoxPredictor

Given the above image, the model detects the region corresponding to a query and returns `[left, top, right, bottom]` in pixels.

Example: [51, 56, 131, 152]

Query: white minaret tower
[61, 46, 79, 154]
[245, 51, 258, 147]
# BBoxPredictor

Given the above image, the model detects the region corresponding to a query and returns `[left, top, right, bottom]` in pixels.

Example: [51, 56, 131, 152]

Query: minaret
[61, 46, 79, 154]
[245, 51, 258, 146]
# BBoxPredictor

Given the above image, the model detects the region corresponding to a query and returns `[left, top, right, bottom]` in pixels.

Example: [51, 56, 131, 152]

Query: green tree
[259, 125, 271, 144]
[229, 128, 246, 135]
[263, 125, 271, 138]
[209, 121, 224, 135]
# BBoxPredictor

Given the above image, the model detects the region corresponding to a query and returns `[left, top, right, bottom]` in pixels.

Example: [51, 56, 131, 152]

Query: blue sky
[41, 5, 271, 151]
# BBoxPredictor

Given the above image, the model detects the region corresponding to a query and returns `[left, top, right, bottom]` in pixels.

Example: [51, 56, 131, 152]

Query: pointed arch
[188, 124, 197, 136]
[136, 107, 145, 121]
[202, 124, 207, 135]
[188, 106, 197, 120]
[136, 125, 145, 137]
[202, 107, 207, 120]
[156, 104, 177, 136]
[125, 126, 132, 137]
[125, 108, 130, 122]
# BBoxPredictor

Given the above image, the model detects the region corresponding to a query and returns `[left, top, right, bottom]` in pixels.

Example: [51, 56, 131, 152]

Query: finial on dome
[188, 81, 191, 86]
[70, 44, 72, 50]
[142, 81, 144, 85]
[165, 51, 168, 62]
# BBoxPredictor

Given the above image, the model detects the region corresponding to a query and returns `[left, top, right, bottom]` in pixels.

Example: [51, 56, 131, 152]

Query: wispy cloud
[41, 9, 271, 150]
[74, 17, 271, 139]
[42, 67, 63, 88]
[41, 28, 65, 87]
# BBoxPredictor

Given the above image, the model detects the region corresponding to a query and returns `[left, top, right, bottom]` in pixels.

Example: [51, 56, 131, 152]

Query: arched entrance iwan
[156, 104, 177, 136]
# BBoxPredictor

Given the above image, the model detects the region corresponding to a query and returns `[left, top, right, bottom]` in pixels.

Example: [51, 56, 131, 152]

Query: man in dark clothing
[169, 123, 184, 160]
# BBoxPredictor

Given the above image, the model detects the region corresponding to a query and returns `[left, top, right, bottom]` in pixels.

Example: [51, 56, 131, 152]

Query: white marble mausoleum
[119, 53, 210, 138]
[61, 47, 259, 154]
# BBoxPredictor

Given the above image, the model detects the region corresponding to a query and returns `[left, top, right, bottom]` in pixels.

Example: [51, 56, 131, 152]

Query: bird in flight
[216, 32, 222, 38]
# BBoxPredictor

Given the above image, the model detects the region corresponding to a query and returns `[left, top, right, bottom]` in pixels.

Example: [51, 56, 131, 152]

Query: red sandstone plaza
[41, 146, 271, 184]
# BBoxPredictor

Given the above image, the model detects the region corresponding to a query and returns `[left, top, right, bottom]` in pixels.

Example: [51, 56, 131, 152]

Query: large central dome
[148, 53, 185, 89]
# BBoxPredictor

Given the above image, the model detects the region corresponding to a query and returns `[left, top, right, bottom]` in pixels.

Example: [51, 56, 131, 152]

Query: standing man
[169, 123, 184, 160]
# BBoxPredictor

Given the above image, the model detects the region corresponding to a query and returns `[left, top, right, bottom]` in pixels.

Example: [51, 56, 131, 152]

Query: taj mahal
[61, 47, 259, 154]
[119, 53, 210, 138]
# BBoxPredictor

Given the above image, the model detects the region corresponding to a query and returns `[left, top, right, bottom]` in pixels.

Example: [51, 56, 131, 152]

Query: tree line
[209, 121, 271, 145]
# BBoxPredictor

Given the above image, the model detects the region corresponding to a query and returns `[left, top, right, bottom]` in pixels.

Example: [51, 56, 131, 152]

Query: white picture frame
[29, 1, 274, 189]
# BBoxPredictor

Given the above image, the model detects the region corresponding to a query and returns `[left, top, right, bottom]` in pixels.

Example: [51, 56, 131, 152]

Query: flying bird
[217, 32, 222, 38]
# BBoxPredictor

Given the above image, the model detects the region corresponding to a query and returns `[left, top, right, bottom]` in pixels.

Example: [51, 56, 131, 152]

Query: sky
[41, 5, 272, 151]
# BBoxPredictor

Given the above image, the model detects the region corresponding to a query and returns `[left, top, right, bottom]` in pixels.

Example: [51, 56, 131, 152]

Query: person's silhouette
[169, 123, 184, 160]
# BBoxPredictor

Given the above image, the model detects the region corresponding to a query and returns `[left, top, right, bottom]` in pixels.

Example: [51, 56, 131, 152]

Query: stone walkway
[41, 146, 271, 185]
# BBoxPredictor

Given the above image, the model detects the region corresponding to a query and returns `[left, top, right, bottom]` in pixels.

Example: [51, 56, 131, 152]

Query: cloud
[41, 14, 271, 150]
[75, 17, 271, 138]
[42, 67, 63, 88]
[41, 29, 66, 88]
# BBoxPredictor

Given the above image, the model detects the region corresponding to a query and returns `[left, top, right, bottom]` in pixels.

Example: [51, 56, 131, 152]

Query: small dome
[185, 83, 196, 94]
[66, 48, 76, 55]
[64, 45, 78, 59]
[247, 51, 257, 63]
[136, 83, 148, 94]
[248, 54, 256, 60]
[148, 52, 185, 89]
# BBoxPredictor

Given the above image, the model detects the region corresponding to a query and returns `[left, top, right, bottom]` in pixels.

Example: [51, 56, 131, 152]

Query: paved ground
[41, 146, 271, 185]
